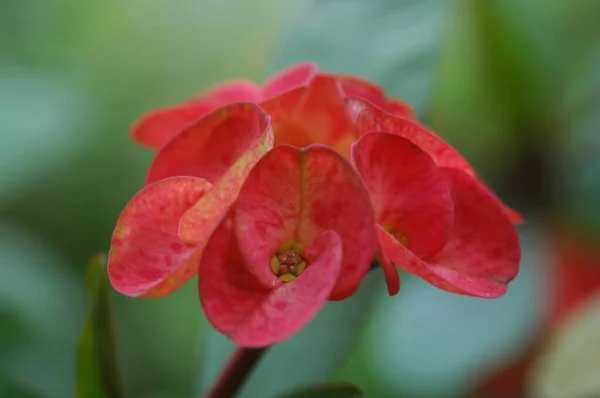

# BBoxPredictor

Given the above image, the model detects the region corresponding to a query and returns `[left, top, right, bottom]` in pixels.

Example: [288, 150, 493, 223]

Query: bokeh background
[1, 0, 600, 397]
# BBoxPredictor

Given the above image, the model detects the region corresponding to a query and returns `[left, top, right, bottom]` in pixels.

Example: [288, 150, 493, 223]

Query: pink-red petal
[198, 216, 272, 339]
[352, 132, 454, 259]
[233, 229, 342, 347]
[432, 168, 521, 291]
[261, 62, 318, 101]
[193, 80, 262, 104]
[233, 146, 302, 288]
[146, 103, 271, 185]
[199, 217, 342, 348]
[132, 81, 261, 150]
[262, 76, 355, 158]
[108, 176, 211, 297]
[378, 169, 520, 298]
[337, 75, 415, 119]
[234, 145, 376, 300]
[178, 108, 274, 245]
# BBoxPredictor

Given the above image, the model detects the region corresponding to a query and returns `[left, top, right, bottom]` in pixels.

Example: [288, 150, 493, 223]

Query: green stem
[205, 346, 270, 398]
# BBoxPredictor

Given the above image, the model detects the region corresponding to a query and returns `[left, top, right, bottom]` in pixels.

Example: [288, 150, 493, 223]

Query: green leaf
[280, 383, 363, 398]
[433, 0, 565, 181]
[76, 254, 124, 398]
[197, 273, 384, 398]
[529, 292, 600, 398]
[267, 0, 450, 118]
[0, 378, 47, 398]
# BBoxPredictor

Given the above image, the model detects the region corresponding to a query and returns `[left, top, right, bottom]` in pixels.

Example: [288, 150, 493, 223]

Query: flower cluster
[107, 63, 521, 347]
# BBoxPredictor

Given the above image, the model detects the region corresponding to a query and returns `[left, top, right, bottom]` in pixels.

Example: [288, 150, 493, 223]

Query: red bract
[353, 132, 520, 297]
[108, 177, 211, 297]
[199, 145, 375, 346]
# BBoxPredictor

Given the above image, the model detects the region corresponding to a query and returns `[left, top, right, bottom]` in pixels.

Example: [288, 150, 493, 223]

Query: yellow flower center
[271, 242, 307, 282]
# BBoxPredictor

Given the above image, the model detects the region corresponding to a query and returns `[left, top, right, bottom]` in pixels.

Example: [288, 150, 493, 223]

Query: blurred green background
[1, 0, 600, 397]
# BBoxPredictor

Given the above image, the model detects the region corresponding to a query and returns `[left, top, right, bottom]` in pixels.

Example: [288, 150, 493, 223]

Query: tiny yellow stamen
[381, 223, 394, 234]
[279, 273, 296, 282]
[271, 241, 309, 281]
[271, 256, 280, 274]
[396, 233, 408, 246]
[381, 222, 408, 245]
[296, 261, 307, 275]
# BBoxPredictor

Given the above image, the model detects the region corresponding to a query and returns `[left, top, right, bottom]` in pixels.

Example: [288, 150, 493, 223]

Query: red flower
[349, 100, 522, 296]
[199, 145, 375, 346]
[107, 62, 521, 346]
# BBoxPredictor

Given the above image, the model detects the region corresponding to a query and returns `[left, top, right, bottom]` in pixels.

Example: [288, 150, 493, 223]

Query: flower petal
[261, 62, 318, 101]
[233, 146, 302, 288]
[177, 108, 274, 245]
[347, 97, 523, 224]
[337, 75, 415, 119]
[199, 217, 342, 348]
[262, 76, 354, 158]
[234, 145, 376, 300]
[131, 81, 261, 150]
[431, 169, 521, 294]
[108, 176, 211, 297]
[194, 80, 262, 104]
[146, 103, 271, 185]
[198, 216, 272, 338]
[378, 169, 520, 298]
[352, 132, 454, 258]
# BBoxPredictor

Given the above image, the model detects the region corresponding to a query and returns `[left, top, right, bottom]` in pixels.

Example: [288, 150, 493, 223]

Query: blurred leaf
[529, 292, 600, 398]
[432, 0, 575, 219]
[560, 32, 600, 242]
[76, 254, 124, 398]
[197, 273, 384, 398]
[0, 222, 82, 396]
[280, 383, 363, 398]
[432, 0, 516, 177]
[0, 70, 89, 206]
[434, 0, 564, 181]
[0, 378, 47, 398]
[268, 0, 450, 117]
[468, 0, 561, 130]
[113, 282, 205, 397]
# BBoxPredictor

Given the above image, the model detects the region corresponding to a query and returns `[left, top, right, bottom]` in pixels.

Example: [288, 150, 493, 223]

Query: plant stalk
[205, 346, 270, 398]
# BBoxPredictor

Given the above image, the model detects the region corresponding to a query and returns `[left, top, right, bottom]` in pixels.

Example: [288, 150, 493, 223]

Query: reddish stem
[205, 346, 269, 398]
